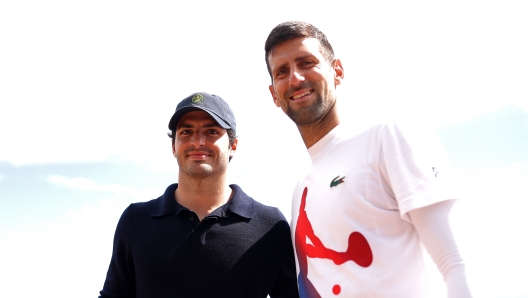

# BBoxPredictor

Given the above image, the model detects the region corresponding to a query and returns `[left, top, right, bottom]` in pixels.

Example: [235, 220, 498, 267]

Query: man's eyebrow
[273, 54, 316, 73]
[272, 61, 289, 73]
[294, 54, 314, 62]
[176, 123, 192, 129]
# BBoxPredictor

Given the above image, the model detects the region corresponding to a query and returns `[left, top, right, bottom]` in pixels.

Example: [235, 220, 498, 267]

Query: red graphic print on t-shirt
[295, 187, 373, 297]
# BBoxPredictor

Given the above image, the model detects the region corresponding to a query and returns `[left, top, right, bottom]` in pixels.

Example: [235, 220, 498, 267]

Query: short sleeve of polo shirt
[378, 122, 456, 222]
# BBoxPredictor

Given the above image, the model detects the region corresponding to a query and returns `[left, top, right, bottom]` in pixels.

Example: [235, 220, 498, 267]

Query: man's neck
[298, 109, 340, 149]
[175, 175, 232, 221]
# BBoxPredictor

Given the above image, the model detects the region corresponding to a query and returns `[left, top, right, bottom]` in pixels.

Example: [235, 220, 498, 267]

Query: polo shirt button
[190, 216, 194, 221]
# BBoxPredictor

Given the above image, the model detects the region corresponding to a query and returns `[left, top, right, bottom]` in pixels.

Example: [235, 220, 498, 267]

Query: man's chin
[287, 111, 318, 126]
[187, 165, 214, 177]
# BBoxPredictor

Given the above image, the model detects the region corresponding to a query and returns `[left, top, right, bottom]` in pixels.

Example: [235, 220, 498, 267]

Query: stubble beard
[185, 164, 214, 178]
[177, 148, 225, 179]
[285, 96, 326, 125]
[284, 83, 333, 126]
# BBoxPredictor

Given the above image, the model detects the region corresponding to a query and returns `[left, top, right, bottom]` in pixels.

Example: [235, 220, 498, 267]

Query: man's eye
[301, 60, 313, 67]
[276, 69, 287, 77]
[207, 129, 219, 134]
[181, 130, 191, 135]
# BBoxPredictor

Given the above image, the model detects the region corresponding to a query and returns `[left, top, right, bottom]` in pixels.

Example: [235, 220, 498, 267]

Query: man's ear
[229, 138, 238, 159]
[171, 140, 176, 157]
[268, 85, 281, 107]
[333, 59, 344, 86]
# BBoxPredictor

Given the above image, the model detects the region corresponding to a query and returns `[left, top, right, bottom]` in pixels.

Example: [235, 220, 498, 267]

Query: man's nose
[289, 69, 305, 86]
[190, 133, 205, 147]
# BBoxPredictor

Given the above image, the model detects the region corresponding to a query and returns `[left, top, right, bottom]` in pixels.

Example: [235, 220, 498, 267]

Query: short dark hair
[264, 21, 335, 81]
[168, 129, 237, 147]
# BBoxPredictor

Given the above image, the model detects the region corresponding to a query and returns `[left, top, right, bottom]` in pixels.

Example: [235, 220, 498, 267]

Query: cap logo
[191, 94, 204, 104]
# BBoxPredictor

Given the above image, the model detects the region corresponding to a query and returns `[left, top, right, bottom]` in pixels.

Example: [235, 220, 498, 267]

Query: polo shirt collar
[151, 183, 254, 219]
[224, 184, 254, 219]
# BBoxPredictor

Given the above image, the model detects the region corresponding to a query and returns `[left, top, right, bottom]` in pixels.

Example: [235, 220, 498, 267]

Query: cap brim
[168, 106, 231, 131]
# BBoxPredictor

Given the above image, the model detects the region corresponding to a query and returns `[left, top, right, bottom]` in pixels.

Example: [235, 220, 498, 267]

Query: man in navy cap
[99, 92, 299, 298]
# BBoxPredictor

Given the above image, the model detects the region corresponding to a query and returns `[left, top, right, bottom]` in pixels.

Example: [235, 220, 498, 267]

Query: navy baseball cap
[168, 92, 236, 135]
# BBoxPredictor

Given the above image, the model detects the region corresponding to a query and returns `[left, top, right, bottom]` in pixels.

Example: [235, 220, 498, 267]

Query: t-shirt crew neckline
[307, 124, 342, 163]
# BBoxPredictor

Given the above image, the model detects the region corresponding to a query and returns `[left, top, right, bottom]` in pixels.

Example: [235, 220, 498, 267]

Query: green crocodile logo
[330, 175, 345, 188]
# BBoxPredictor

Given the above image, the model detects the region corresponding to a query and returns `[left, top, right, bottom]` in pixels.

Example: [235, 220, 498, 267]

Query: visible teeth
[292, 90, 311, 100]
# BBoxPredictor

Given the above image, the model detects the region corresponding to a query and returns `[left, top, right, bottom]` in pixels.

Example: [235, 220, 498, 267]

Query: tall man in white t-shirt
[264, 21, 473, 297]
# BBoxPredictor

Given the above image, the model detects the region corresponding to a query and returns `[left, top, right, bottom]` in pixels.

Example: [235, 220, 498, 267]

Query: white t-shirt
[290, 122, 455, 298]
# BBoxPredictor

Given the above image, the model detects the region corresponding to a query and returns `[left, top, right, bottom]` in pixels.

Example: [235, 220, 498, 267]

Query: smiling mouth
[291, 90, 312, 100]
[188, 153, 209, 161]
[186, 149, 213, 160]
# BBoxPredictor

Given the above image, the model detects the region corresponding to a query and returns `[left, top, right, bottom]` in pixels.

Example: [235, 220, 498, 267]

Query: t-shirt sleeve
[379, 122, 456, 222]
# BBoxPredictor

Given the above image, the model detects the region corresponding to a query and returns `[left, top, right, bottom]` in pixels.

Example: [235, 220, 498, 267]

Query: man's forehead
[269, 37, 322, 62]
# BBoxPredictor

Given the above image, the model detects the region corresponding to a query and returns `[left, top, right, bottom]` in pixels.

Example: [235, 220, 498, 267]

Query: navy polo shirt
[99, 184, 299, 298]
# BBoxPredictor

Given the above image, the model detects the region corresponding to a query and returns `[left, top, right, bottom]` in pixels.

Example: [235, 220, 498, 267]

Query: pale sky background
[1, 1, 527, 297]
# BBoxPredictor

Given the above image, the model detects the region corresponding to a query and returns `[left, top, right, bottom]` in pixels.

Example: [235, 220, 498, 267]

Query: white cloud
[46, 175, 131, 194]
[44, 174, 161, 199]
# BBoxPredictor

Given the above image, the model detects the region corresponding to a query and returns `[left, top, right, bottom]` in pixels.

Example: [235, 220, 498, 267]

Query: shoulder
[374, 117, 438, 140]
[379, 120, 447, 157]
[332, 121, 388, 145]
[340, 119, 444, 155]
[253, 200, 288, 222]
[117, 197, 160, 226]
[251, 201, 292, 239]
[340, 116, 435, 137]
[250, 201, 292, 243]
[125, 197, 158, 214]
[230, 184, 288, 224]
